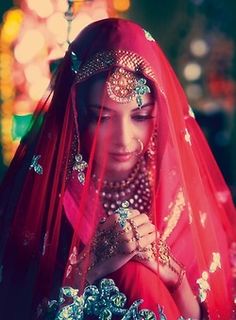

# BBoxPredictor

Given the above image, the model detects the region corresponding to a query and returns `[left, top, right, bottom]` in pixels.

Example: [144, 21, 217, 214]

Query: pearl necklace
[92, 158, 152, 215]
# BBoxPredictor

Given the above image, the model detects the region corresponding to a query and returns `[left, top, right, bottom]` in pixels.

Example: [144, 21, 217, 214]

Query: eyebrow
[88, 102, 155, 112]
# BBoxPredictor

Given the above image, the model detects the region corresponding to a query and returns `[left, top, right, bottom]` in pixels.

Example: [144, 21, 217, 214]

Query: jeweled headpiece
[71, 50, 154, 108]
[106, 68, 136, 104]
[106, 68, 150, 107]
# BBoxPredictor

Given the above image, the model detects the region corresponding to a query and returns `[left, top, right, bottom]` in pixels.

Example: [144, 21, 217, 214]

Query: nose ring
[136, 139, 144, 155]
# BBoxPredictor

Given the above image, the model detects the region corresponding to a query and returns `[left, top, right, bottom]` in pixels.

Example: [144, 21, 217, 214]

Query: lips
[109, 152, 134, 162]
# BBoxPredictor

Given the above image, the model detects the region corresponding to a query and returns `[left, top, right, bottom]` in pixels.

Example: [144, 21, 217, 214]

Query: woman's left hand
[134, 243, 186, 291]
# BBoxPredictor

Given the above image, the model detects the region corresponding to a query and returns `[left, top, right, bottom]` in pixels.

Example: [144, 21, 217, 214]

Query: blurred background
[0, 0, 236, 202]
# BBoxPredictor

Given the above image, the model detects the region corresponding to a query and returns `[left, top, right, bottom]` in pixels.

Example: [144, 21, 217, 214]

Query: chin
[107, 160, 137, 178]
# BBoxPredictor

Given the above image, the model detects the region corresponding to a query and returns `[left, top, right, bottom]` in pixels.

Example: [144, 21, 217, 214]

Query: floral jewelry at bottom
[46, 278, 156, 320]
[44, 278, 193, 320]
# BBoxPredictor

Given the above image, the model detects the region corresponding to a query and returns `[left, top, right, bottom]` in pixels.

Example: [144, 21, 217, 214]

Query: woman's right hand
[87, 209, 156, 283]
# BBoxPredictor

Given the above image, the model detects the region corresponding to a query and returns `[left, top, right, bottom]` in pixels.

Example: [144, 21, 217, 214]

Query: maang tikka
[106, 68, 151, 108]
[70, 50, 152, 109]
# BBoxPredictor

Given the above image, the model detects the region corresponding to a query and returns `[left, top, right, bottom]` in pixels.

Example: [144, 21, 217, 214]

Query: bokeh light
[26, 0, 54, 18]
[190, 39, 209, 57]
[69, 12, 94, 42]
[0, 0, 129, 167]
[14, 29, 46, 64]
[46, 12, 67, 43]
[183, 62, 202, 81]
[28, 77, 50, 100]
[185, 84, 203, 100]
[113, 0, 130, 12]
[1, 9, 23, 43]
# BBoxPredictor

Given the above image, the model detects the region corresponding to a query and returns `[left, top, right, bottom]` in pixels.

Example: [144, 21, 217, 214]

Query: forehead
[84, 71, 155, 111]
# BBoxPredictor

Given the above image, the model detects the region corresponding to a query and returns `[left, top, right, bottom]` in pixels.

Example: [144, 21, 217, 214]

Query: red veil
[0, 18, 235, 319]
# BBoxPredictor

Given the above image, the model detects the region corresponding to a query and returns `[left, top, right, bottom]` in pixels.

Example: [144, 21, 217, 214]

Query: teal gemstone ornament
[46, 278, 159, 319]
[134, 78, 151, 108]
[29, 155, 43, 175]
[115, 201, 130, 229]
[71, 51, 81, 74]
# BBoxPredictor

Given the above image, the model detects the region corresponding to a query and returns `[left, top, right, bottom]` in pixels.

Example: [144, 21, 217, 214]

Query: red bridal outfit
[0, 18, 235, 320]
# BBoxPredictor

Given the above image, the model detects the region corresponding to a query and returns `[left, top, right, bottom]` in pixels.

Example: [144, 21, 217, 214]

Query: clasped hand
[87, 209, 185, 292]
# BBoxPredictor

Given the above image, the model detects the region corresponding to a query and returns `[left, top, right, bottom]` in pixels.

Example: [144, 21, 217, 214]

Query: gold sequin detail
[161, 188, 186, 241]
[196, 271, 210, 302]
[199, 210, 207, 228]
[74, 50, 156, 84]
[209, 252, 221, 273]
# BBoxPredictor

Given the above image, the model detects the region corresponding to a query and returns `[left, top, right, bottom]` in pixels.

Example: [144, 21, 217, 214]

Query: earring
[136, 139, 144, 156]
[147, 130, 158, 161]
[73, 154, 88, 185]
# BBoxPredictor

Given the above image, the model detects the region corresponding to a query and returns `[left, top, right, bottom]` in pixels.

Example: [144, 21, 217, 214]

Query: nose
[112, 116, 133, 150]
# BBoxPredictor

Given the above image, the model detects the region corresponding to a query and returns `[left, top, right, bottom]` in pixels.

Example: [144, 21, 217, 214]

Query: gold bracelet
[157, 240, 170, 265]
[169, 268, 186, 293]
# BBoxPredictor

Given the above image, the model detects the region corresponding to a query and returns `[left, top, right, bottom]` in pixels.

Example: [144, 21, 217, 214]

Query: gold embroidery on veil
[161, 188, 186, 241]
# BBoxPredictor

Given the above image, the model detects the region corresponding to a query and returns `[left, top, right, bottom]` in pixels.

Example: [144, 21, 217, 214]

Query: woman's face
[80, 73, 156, 181]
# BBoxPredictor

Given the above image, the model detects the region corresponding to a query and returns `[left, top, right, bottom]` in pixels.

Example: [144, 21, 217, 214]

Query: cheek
[137, 121, 155, 147]
[81, 125, 107, 157]
[81, 126, 95, 156]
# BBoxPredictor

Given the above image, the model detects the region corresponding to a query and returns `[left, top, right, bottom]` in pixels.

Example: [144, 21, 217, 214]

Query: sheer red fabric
[0, 18, 235, 319]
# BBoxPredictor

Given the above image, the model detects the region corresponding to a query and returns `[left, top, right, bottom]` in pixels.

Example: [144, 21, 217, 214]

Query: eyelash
[132, 114, 154, 121]
[88, 113, 154, 123]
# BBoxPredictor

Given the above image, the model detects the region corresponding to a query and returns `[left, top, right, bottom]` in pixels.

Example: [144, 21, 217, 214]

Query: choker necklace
[92, 160, 141, 190]
[92, 158, 152, 216]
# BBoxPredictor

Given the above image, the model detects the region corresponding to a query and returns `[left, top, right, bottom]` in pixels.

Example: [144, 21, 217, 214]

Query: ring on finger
[135, 231, 141, 240]
[124, 224, 132, 233]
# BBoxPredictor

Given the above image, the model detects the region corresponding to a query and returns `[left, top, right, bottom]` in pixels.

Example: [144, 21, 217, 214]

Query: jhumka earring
[69, 52, 88, 185]
[73, 154, 88, 185]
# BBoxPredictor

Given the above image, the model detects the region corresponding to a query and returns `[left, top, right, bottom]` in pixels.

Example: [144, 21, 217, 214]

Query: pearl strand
[93, 158, 152, 215]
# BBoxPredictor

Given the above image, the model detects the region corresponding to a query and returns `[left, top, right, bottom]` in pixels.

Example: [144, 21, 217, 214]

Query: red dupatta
[0, 18, 235, 319]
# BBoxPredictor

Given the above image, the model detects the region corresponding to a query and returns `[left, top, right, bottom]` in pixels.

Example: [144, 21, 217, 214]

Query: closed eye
[88, 110, 111, 122]
[132, 114, 155, 121]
